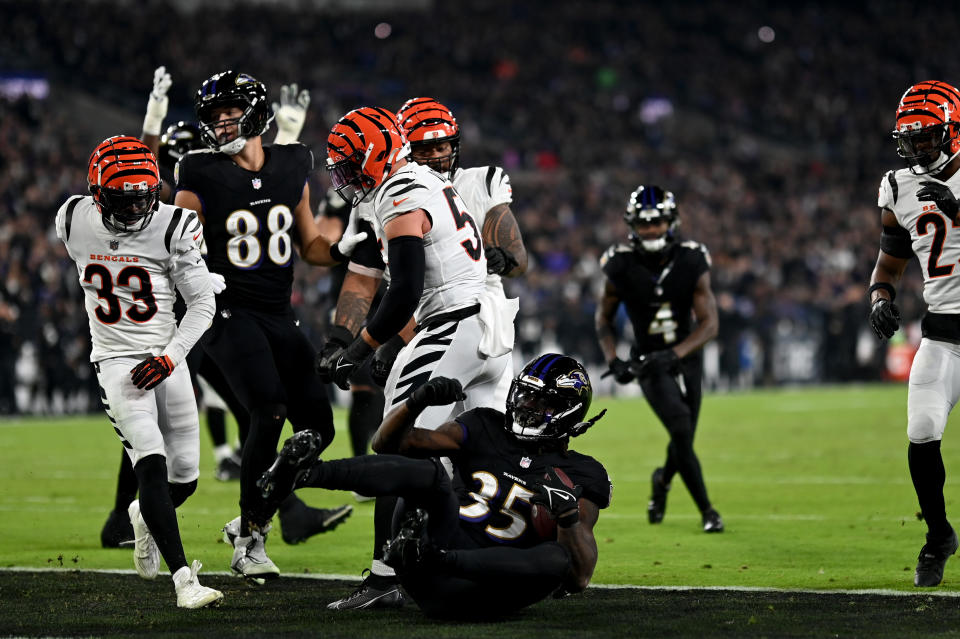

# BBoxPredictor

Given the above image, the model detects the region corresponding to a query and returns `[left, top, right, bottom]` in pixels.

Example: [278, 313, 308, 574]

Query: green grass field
[4, 384, 960, 637]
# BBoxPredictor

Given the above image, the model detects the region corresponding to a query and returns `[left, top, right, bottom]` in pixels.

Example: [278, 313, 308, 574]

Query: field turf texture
[3, 384, 960, 637]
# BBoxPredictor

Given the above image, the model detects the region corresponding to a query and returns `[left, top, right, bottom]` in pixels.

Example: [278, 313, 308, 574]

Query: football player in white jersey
[312, 107, 512, 609]
[870, 80, 960, 588]
[56, 136, 222, 608]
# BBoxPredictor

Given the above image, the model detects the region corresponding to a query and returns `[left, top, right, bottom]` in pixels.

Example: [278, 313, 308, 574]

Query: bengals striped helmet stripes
[892, 81, 960, 175]
[396, 97, 460, 177]
[87, 136, 162, 233]
[326, 107, 409, 206]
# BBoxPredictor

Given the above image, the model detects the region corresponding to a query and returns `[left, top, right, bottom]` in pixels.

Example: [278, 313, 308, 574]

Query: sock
[114, 450, 138, 512]
[214, 443, 234, 463]
[909, 440, 951, 538]
[207, 407, 227, 447]
[134, 454, 187, 574]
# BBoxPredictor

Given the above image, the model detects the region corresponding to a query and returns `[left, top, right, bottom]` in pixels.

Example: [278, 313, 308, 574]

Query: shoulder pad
[599, 243, 632, 268]
[680, 240, 711, 266]
[878, 169, 899, 209]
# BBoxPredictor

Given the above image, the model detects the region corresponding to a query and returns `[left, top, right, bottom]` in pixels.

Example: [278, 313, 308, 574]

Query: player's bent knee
[907, 411, 947, 444]
[252, 403, 287, 430]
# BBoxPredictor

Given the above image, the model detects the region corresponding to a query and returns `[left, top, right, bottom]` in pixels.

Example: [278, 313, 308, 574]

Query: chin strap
[569, 408, 607, 438]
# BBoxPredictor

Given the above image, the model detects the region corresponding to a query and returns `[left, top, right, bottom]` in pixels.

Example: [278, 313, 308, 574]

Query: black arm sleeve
[880, 224, 913, 258]
[364, 235, 425, 344]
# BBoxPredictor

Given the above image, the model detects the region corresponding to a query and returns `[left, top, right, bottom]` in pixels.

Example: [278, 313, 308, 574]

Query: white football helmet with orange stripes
[87, 136, 162, 233]
[892, 81, 960, 175]
[326, 107, 410, 206]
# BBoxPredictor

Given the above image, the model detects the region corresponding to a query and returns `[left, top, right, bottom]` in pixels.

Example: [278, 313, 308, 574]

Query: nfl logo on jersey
[251, 178, 262, 190]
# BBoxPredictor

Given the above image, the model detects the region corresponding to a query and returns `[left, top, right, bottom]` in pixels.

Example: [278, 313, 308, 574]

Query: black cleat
[648, 467, 670, 524]
[915, 529, 959, 587]
[214, 454, 242, 482]
[279, 500, 353, 545]
[383, 509, 433, 571]
[257, 430, 324, 501]
[100, 508, 135, 548]
[326, 569, 406, 610]
[702, 508, 724, 533]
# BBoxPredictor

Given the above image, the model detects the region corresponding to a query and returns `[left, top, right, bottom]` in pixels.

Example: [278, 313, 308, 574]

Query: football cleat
[173, 560, 224, 609]
[915, 529, 959, 587]
[279, 499, 353, 545]
[214, 454, 242, 482]
[231, 528, 279, 582]
[326, 569, 406, 610]
[257, 430, 324, 501]
[382, 509, 430, 570]
[128, 500, 160, 580]
[648, 467, 670, 524]
[702, 508, 725, 533]
[101, 507, 135, 548]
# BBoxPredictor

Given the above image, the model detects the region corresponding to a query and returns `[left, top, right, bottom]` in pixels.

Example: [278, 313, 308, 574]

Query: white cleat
[174, 560, 224, 609]
[128, 500, 160, 580]
[231, 528, 279, 582]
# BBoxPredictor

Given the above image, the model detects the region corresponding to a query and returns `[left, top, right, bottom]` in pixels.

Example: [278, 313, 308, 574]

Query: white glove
[332, 206, 368, 259]
[272, 83, 310, 145]
[209, 272, 226, 294]
[143, 66, 172, 136]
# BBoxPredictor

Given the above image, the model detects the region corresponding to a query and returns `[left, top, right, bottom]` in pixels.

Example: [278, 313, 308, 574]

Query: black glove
[485, 245, 518, 276]
[130, 355, 174, 390]
[632, 349, 680, 378]
[331, 336, 375, 391]
[316, 325, 353, 385]
[406, 377, 466, 413]
[607, 357, 635, 384]
[370, 334, 406, 387]
[531, 467, 583, 528]
[917, 181, 960, 223]
[869, 298, 901, 340]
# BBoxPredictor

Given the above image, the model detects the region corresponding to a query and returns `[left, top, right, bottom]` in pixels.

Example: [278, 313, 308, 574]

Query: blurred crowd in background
[0, 0, 952, 414]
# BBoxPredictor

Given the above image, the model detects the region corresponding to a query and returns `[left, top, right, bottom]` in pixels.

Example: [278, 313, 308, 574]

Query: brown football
[530, 467, 576, 540]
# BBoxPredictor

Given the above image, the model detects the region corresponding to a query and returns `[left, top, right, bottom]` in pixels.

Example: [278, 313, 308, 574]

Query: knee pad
[168, 479, 197, 508]
[908, 395, 947, 443]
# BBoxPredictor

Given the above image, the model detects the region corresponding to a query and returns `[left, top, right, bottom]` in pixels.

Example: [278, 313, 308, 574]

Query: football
[530, 467, 576, 540]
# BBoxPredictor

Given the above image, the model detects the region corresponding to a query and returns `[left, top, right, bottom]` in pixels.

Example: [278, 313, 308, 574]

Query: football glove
[632, 349, 680, 378]
[209, 272, 226, 295]
[370, 335, 406, 387]
[130, 355, 174, 390]
[329, 206, 368, 262]
[531, 467, 583, 528]
[484, 245, 518, 276]
[142, 66, 171, 136]
[272, 83, 310, 145]
[331, 336, 375, 391]
[406, 377, 466, 413]
[315, 325, 353, 385]
[917, 181, 960, 224]
[607, 357, 635, 384]
[869, 298, 901, 340]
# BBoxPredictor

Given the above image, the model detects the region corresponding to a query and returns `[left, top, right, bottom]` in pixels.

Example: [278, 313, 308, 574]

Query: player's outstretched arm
[272, 83, 310, 145]
[482, 203, 527, 277]
[371, 378, 465, 456]
[140, 65, 171, 156]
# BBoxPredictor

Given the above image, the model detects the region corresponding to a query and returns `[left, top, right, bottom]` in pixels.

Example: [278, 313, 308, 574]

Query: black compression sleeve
[365, 235, 425, 344]
[880, 224, 913, 258]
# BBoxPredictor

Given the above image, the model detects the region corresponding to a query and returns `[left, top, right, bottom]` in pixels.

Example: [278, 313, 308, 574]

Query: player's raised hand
[329, 206, 368, 262]
[273, 83, 310, 145]
[143, 66, 172, 136]
[406, 377, 466, 413]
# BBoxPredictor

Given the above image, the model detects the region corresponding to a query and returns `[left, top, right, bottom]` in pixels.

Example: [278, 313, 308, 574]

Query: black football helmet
[505, 354, 606, 443]
[194, 70, 273, 155]
[157, 121, 203, 172]
[624, 185, 679, 253]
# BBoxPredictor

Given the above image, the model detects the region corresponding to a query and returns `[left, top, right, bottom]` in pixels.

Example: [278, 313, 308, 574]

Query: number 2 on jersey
[442, 186, 482, 260]
[917, 213, 955, 278]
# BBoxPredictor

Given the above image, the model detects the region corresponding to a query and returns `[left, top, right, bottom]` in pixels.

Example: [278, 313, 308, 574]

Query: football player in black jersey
[595, 185, 723, 533]
[173, 70, 363, 581]
[257, 354, 611, 618]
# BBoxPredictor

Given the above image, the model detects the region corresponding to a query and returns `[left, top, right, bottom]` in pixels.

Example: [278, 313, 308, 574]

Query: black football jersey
[600, 240, 710, 354]
[175, 144, 313, 312]
[452, 407, 612, 549]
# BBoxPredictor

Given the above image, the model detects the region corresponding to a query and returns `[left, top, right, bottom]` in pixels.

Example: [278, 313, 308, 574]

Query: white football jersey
[453, 165, 513, 293]
[55, 196, 214, 363]
[369, 162, 487, 321]
[879, 169, 960, 313]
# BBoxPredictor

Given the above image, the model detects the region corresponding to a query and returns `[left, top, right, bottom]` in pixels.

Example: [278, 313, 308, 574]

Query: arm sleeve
[364, 235, 425, 344]
[165, 219, 215, 366]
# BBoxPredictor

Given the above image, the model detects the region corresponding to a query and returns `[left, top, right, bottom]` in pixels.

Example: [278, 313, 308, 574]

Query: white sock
[214, 444, 233, 463]
[370, 559, 395, 578]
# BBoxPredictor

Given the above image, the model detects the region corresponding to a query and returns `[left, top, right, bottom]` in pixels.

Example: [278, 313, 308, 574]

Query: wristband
[868, 282, 896, 302]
